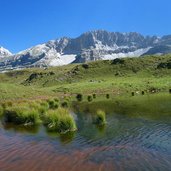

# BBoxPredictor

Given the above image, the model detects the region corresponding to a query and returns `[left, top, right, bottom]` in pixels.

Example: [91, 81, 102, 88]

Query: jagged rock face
[160, 35, 171, 45]
[63, 31, 158, 54]
[1, 30, 171, 69]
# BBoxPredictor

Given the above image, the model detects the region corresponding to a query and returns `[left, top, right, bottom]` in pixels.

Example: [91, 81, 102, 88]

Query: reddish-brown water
[0, 111, 171, 171]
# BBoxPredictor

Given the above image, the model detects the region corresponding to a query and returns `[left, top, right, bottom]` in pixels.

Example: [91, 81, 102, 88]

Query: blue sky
[0, 0, 171, 53]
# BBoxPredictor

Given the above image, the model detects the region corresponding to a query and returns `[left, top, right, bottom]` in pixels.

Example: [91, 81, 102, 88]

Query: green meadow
[0, 54, 170, 101]
[0, 55, 171, 132]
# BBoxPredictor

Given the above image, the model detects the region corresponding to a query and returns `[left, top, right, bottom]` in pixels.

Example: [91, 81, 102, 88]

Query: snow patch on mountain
[17, 44, 49, 56]
[93, 40, 119, 50]
[34, 53, 76, 67]
[103, 47, 151, 60]
[49, 54, 76, 66]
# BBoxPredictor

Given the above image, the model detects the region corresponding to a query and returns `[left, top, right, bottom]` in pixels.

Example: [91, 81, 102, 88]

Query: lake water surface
[0, 94, 171, 171]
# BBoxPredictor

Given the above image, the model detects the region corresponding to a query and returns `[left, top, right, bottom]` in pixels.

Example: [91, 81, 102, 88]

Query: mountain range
[1, 30, 171, 69]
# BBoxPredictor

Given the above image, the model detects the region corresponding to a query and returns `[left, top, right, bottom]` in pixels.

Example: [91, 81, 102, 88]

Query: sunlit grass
[0, 55, 171, 100]
[4, 105, 41, 125]
[44, 108, 77, 133]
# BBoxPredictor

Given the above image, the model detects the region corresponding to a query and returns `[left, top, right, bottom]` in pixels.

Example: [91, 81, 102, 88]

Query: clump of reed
[93, 94, 96, 99]
[61, 101, 69, 108]
[47, 99, 59, 109]
[43, 108, 77, 133]
[0, 98, 76, 131]
[106, 94, 110, 99]
[87, 95, 93, 102]
[29, 101, 49, 116]
[93, 110, 106, 125]
[39, 101, 49, 113]
[54, 98, 59, 102]
[4, 105, 41, 125]
[76, 94, 83, 102]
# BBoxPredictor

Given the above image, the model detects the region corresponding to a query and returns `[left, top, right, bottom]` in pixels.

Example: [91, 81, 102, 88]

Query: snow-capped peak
[0, 46, 12, 58]
[1, 30, 171, 69]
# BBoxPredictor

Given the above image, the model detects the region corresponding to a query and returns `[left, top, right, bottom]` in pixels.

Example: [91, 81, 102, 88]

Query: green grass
[29, 101, 49, 115]
[4, 105, 41, 125]
[47, 99, 59, 109]
[0, 105, 3, 117]
[87, 95, 93, 102]
[76, 94, 83, 102]
[93, 110, 106, 125]
[93, 94, 96, 99]
[0, 55, 170, 128]
[0, 99, 77, 133]
[61, 101, 69, 108]
[0, 55, 170, 101]
[43, 108, 77, 133]
[106, 94, 110, 99]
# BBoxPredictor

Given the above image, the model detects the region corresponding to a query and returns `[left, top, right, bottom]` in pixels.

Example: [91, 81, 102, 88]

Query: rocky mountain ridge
[1, 30, 171, 69]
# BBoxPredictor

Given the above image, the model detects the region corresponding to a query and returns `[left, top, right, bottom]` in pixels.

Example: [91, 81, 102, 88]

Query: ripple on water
[0, 112, 171, 171]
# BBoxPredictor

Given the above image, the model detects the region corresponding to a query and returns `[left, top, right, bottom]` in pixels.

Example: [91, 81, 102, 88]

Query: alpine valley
[1, 30, 171, 70]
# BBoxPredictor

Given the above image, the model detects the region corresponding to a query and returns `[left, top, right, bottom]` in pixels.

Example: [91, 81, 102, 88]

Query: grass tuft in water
[93, 110, 106, 125]
[93, 94, 96, 99]
[76, 94, 83, 102]
[106, 94, 110, 99]
[44, 108, 77, 133]
[4, 105, 41, 125]
[88, 95, 93, 102]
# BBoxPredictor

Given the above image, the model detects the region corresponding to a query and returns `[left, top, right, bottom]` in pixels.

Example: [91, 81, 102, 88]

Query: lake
[0, 94, 171, 171]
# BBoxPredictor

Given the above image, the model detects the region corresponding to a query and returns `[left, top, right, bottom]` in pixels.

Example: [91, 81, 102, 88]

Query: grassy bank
[0, 55, 170, 102]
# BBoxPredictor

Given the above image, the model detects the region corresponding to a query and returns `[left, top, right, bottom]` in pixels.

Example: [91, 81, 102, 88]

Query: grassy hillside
[0, 54, 171, 100]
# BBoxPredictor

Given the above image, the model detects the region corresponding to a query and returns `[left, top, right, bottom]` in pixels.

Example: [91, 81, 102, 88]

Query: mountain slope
[1, 30, 171, 69]
[0, 46, 12, 58]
